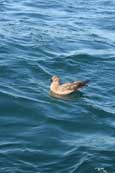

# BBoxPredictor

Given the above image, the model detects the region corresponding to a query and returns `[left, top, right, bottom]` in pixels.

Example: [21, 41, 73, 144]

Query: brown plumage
[50, 76, 89, 96]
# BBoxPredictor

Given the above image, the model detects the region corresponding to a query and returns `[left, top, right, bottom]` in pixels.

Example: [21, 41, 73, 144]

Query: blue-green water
[0, 0, 115, 172]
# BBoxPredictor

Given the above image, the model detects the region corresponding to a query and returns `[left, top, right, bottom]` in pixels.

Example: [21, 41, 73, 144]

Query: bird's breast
[50, 83, 59, 92]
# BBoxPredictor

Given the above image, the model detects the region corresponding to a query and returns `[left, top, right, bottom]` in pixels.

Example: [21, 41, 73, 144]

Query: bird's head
[51, 76, 60, 83]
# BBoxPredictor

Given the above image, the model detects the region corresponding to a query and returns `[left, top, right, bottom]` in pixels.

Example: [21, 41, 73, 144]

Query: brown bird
[50, 76, 89, 96]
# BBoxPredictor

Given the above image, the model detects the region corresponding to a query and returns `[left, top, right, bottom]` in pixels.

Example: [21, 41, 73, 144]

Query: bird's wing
[60, 82, 77, 91]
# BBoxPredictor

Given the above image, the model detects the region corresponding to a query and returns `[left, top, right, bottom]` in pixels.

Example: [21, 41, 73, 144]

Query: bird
[50, 76, 89, 96]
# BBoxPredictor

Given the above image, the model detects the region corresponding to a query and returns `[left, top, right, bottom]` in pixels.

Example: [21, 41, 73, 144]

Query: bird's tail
[75, 80, 90, 89]
[82, 80, 90, 86]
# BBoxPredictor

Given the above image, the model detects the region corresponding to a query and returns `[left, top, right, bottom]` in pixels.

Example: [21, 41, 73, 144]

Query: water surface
[0, 0, 115, 173]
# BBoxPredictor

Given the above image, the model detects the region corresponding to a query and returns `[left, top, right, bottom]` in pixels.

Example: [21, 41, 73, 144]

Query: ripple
[0, 0, 115, 172]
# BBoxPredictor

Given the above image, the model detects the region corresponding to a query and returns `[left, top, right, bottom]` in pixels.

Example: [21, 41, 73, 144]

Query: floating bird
[50, 76, 89, 96]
